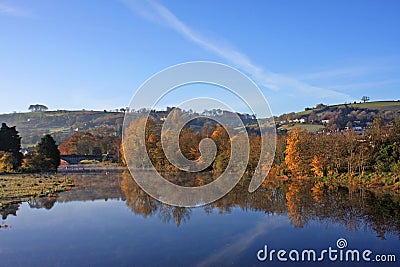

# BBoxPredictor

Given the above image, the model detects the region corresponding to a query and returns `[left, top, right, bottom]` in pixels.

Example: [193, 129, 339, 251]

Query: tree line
[58, 129, 122, 161]
[280, 116, 400, 178]
[0, 123, 60, 173]
[121, 111, 266, 174]
[122, 110, 400, 190]
[6, 106, 398, 186]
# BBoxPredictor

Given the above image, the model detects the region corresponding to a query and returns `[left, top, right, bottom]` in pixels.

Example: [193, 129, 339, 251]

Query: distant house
[352, 126, 363, 134]
[322, 119, 330, 124]
[20, 148, 29, 156]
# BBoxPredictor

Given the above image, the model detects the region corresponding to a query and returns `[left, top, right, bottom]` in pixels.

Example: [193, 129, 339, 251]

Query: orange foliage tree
[285, 128, 312, 177]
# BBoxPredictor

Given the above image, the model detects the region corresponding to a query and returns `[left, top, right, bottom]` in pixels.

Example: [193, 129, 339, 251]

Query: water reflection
[1, 171, 399, 239]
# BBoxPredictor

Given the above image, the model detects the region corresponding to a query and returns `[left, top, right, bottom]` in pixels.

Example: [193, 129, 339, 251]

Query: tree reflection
[28, 197, 57, 210]
[286, 180, 314, 228]
[120, 170, 400, 238]
[0, 203, 19, 220]
[121, 171, 191, 226]
[1, 171, 398, 239]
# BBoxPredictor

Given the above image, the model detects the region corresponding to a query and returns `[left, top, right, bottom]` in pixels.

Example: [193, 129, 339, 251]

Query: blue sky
[0, 0, 399, 115]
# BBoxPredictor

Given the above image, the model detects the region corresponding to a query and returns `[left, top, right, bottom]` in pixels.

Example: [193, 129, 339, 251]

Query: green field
[279, 123, 324, 132]
[294, 100, 400, 117]
[347, 100, 400, 111]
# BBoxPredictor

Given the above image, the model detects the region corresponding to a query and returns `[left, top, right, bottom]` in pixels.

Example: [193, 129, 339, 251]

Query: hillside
[0, 100, 399, 147]
[277, 100, 400, 131]
[0, 110, 124, 147]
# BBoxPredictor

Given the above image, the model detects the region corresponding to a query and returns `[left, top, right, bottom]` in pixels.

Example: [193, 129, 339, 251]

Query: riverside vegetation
[0, 174, 74, 208]
[1, 101, 399, 211]
[122, 108, 400, 193]
[0, 123, 74, 209]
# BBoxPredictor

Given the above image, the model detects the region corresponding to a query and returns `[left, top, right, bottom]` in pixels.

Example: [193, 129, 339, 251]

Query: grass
[0, 174, 74, 208]
[347, 101, 400, 111]
[279, 123, 324, 132]
[80, 159, 100, 164]
[296, 109, 314, 116]
[294, 100, 400, 117]
[312, 172, 400, 194]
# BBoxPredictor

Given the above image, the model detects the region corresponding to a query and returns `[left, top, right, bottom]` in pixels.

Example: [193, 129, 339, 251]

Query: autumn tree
[0, 152, 15, 173]
[211, 124, 231, 173]
[285, 128, 312, 177]
[122, 116, 160, 169]
[59, 130, 122, 162]
[201, 121, 216, 137]
[310, 155, 324, 177]
[179, 128, 201, 161]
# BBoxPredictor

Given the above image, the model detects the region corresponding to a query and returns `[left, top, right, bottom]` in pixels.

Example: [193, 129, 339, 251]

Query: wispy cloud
[0, 2, 30, 17]
[121, 0, 350, 101]
[195, 216, 286, 267]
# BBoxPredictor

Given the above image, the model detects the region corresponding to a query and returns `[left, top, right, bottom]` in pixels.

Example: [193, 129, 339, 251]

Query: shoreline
[0, 174, 74, 209]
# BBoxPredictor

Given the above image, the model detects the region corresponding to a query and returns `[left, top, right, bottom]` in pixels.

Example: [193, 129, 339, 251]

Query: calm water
[0, 171, 399, 267]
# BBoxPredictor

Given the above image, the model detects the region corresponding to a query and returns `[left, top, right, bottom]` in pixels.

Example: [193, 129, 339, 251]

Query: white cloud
[121, 0, 351, 101]
[0, 3, 30, 17]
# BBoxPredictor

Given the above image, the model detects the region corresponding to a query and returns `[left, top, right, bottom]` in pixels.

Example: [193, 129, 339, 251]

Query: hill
[0, 110, 124, 147]
[277, 100, 400, 131]
[0, 100, 399, 147]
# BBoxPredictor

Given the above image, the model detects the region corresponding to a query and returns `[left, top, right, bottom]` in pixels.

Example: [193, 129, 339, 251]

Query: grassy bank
[0, 174, 74, 208]
[312, 172, 400, 194]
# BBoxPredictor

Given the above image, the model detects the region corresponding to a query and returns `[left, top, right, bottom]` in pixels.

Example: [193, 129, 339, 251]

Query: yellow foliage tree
[310, 155, 324, 177]
[285, 128, 311, 177]
[0, 152, 14, 173]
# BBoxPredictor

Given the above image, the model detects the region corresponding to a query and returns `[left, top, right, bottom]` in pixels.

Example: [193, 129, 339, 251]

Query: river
[0, 171, 398, 266]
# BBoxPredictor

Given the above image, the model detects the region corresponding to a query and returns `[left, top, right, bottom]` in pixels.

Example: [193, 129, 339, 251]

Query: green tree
[28, 104, 48, 112]
[37, 134, 61, 171]
[0, 123, 23, 169]
[374, 142, 400, 172]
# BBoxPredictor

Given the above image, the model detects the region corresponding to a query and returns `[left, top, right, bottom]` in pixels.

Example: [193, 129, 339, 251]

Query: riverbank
[0, 174, 74, 208]
[311, 172, 400, 195]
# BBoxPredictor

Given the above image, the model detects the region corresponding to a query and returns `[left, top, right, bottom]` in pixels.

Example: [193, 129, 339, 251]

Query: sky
[0, 0, 399, 116]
